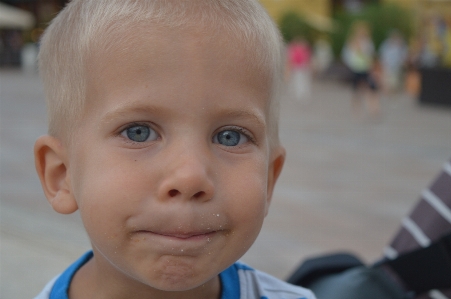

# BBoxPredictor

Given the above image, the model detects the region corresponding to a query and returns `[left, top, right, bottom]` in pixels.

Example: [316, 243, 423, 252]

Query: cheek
[223, 159, 269, 237]
[74, 145, 150, 196]
[70, 149, 152, 234]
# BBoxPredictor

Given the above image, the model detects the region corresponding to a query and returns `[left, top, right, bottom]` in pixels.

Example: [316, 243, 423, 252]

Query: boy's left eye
[121, 125, 158, 142]
[213, 129, 249, 146]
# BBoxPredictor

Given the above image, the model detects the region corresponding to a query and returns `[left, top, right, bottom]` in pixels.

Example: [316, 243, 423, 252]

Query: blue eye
[122, 125, 157, 142]
[214, 129, 248, 146]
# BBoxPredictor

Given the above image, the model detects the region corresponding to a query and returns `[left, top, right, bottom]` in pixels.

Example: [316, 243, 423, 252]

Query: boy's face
[50, 24, 284, 294]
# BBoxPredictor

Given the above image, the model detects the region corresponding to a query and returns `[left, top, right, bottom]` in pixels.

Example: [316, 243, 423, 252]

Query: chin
[144, 263, 214, 292]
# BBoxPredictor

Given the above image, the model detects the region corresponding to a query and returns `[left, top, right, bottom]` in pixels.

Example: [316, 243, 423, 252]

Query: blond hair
[38, 0, 284, 146]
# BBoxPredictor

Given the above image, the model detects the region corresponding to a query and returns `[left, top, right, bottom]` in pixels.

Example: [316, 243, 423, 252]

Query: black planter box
[419, 67, 451, 107]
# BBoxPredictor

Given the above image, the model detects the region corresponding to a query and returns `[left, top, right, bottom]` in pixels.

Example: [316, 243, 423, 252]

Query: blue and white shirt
[34, 251, 315, 299]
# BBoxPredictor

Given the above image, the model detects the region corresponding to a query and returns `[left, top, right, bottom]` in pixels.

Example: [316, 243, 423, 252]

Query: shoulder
[228, 261, 316, 299]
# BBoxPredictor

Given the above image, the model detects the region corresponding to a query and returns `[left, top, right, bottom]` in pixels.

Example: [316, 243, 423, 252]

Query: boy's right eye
[121, 125, 158, 142]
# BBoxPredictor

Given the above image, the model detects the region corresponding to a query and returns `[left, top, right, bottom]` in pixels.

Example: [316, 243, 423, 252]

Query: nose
[157, 150, 214, 202]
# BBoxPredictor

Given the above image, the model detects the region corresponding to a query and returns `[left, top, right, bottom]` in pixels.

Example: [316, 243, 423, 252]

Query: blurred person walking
[287, 37, 312, 102]
[404, 36, 423, 98]
[342, 21, 380, 117]
[312, 37, 333, 78]
[379, 30, 408, 93]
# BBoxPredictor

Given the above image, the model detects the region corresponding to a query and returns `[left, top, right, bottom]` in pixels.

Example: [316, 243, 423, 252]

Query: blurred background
[1, 0, 451, 298]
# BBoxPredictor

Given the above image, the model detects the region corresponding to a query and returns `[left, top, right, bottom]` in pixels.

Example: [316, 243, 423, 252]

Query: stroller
[287, 158, 451, 299]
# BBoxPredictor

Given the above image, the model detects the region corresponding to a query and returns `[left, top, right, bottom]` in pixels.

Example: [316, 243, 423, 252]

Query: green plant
[362, 3, 414, 48]
[330, 3, 414, 58]
[279, 11, 316, 43]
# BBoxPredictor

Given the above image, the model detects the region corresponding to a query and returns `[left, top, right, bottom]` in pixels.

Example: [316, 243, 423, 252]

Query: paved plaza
[1, 69, 451, 298]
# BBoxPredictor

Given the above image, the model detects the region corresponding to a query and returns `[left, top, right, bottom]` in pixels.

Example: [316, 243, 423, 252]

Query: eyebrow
[101, 103, 266, 128]
[101, 103, 161, 124]
[215, 108, 266, 128]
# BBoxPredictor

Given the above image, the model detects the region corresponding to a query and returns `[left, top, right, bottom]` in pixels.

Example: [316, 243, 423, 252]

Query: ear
[266, 146, 286, 211]
[34, 135, 78, 214]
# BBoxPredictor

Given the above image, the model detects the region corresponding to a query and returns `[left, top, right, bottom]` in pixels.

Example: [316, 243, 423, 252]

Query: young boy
[33, 1, 316, 298]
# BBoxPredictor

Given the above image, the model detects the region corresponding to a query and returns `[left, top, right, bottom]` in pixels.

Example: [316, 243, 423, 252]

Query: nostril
[193, 191, 205, 198]
[168, 189, 180, 197]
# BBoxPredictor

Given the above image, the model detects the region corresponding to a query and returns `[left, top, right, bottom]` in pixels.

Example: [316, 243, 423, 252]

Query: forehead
[81, 22, 274, 134]
[92, 20, 270, 71]
[85, 21, 273, 107]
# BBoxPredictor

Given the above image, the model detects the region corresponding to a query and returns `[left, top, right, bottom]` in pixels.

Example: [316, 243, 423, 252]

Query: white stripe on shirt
[429, 289, 451, 299]
[422, 189, 451, 224]
[383, 246, 399, 260]
[402, 217, 431, 247]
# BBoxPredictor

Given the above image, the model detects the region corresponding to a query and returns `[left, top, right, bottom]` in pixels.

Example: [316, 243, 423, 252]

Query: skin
[34, 23, 285, 299]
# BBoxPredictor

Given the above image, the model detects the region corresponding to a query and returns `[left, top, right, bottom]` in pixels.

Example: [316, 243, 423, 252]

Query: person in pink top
[287, 37, 311, 102]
